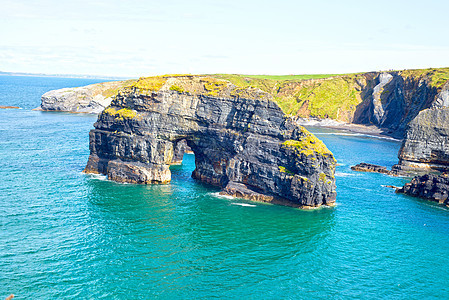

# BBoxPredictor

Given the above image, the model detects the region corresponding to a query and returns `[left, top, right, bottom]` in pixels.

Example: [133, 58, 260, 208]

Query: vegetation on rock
[104, 107, 137, 120]
[132, 76, 167, 91]
[282, 129, 333, 158]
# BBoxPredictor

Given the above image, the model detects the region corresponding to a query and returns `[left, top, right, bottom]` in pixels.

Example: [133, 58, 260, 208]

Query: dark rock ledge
[397, 173, 449, 206]
[83, 75, 337, 208]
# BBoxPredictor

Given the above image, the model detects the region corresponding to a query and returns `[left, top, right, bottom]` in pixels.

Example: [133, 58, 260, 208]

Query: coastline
[295, 118, 401, 141]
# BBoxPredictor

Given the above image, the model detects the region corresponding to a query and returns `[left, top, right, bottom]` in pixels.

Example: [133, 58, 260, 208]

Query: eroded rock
[397, 173, 449, 205]
[84, 75, 337, 207]
[393, 108, 449, 173]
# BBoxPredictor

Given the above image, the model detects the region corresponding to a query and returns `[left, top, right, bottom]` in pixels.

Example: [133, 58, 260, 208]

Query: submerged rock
[84, 75, 337, 208]
[397, 173, 449, 206]
[37, 79, 136, 113]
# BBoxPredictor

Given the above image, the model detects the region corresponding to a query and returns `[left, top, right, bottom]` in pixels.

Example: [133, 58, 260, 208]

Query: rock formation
[83, 75, 337, 208]
[397, 173, 449, 206]
[351, 163, 392, 175]
[37, 79, 136, 113]
[392, 107, 449, 173]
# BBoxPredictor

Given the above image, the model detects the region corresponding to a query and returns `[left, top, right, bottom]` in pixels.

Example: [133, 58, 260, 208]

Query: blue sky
[1, 0, 448, 77]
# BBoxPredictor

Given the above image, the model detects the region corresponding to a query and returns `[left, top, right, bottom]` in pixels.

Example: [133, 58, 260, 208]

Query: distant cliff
[214, 68, 449, 139]
[37, 79, 136, 113]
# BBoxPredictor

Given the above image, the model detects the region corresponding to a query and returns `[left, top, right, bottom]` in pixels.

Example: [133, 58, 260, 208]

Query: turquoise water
[1, 76, 449, 299]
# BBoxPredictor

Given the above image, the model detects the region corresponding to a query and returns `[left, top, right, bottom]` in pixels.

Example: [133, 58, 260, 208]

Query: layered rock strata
[84, 76, 337, 207]
[397, 173, 449, 206]
[37, 79, 136, 113]
[392, 108, 449, 173]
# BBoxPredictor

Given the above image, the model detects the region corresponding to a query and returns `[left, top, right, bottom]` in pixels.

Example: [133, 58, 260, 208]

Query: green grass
[118, 68, 449, 123]
[399, 68, 449, 88]
[241, 74, 344, 81]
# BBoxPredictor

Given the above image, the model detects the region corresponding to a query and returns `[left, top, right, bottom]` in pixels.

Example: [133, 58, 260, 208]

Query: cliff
[215, 68, 449, 138]
[84, 75, 337, 208]
[37, 79, 136, 113]
[39, 69, 449, 139]
[393, 107, 449, 173]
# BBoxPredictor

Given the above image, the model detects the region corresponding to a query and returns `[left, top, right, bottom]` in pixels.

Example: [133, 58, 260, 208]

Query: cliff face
[84, 76, 337, 208]
[393, 107, 449, 172]
[39, 69, 449, 139]
[38, 79, 136, 113]
[351, 70, 444, 138]
[216, 68, 449, 139]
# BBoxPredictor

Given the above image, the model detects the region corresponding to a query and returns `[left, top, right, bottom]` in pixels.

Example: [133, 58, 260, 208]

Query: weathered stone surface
[393, 108, 449, 172]
[397, 173, 449, 205]
[84, 76, 337, 207]
[37, 80, 136, 113]
[352, 71, 440, 138]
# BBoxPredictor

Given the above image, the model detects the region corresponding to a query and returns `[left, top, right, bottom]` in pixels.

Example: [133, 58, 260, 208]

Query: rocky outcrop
[37, 79, 136, 113]
[351, 163, 392, 175]
[392, 107, 449, 173]
[397, 173, 449, 206]
[84, 75, 337, 208]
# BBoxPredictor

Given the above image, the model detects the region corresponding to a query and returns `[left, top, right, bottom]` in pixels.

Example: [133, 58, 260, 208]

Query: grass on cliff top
[279, 75, 363, 119]
[398, 67, 449, 88]
[211, 73, 362, 121]
[132, 76, 168, 91]
[241, 74, 344, 81]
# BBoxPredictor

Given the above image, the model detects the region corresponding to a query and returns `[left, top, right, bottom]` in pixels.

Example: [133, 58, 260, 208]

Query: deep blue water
[1, 76, 449, 299]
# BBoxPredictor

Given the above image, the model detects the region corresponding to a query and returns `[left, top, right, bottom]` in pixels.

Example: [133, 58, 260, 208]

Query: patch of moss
[278, 166, 294, 174]
[169, 85, 185, 93]
[104, 107, 137, 120]
[132, 76, 167, 91]
[282, 134, 332, 157]
[319, 173, 326, 182]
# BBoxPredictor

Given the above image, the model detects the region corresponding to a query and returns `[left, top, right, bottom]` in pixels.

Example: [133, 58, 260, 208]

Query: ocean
[1, 75, 449, 299]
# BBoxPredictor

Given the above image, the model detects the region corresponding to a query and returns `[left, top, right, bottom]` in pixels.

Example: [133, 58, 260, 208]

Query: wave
[210, 192, 235, 200]
[231, 203, 257, 207]
[87, 173, 108, 181]
[335, 172, 357, 177]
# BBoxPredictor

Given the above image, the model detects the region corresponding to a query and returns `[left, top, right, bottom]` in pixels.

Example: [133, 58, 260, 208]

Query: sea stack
[84, 75, 337, 208]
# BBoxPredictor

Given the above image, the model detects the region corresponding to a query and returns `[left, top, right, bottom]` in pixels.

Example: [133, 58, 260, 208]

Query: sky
[1, 0, 449, 77]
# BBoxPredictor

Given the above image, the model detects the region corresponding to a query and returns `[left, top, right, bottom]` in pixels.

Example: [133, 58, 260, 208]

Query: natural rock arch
[84, 76, 336, 208]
